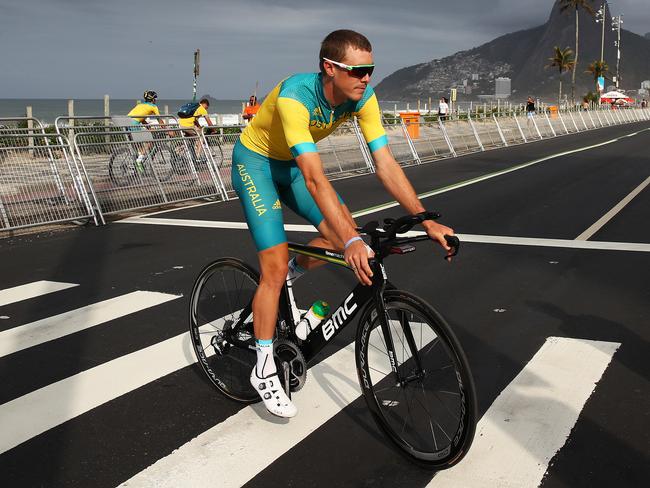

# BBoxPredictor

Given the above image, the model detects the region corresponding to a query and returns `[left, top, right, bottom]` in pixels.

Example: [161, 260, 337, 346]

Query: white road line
[120, 323, 436, 488]
[576, 175, 650, 241]
[351, 127, 650, 218]
[0, 281, 79, 307]
[118, 218, 650, 253]
[430, 337, 620, 488]
[0, 291, 180, 358]
[0, 312, 230, 455]
[117, 217, 318, 233]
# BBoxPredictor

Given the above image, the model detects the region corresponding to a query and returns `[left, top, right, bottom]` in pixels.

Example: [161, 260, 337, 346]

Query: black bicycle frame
[282, 242, 409, 382]
[223, 233, 439, 383]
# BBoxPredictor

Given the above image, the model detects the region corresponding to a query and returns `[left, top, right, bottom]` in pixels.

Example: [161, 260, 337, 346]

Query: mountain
[375, 1, 650, 101]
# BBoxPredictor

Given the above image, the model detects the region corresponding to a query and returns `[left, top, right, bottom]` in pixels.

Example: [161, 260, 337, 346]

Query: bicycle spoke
[369, 365, 390, 376]
[414, 385, 452, 444]
[369, 341, 390, 358]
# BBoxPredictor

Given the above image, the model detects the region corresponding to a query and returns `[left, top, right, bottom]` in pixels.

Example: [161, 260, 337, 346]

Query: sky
[0, 0, 648, 99]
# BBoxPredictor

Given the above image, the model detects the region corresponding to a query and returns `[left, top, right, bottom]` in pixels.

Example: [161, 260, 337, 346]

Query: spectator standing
[438, 97, 449, 121]
[243, 95, 260, 123]
[526, 96, 536, 117]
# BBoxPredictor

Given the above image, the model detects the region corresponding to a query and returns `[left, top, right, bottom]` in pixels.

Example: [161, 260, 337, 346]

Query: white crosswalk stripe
[120, 322, 437, 488]
[0, 290, 180, 358]
[0, 280, 78, 307]
[0, 283, 622, 487]
[430, 337, 620, 487]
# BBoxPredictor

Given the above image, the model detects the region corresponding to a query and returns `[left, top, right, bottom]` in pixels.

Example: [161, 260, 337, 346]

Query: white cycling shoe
[250, 369, 297, 418]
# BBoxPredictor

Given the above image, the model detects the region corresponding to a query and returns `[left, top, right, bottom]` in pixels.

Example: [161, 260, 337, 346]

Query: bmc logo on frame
[322, 293, 357, 340]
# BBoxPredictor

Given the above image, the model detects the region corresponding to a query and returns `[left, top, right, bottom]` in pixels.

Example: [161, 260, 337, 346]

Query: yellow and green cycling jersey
[127, 102, 160, 124]
[179, 104, 209, 128]
[240, 72, 388, 160]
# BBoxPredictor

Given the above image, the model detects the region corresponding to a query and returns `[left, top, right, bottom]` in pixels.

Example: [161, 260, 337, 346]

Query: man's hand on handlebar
[422, 220, 456, 262]
[344, 239, 374, 286]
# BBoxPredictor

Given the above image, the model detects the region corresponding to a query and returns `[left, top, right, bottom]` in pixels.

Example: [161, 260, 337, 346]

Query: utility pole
[595, 3, 606, 63]
[612, 15, 622, 89]
[193, 49, 201, 101]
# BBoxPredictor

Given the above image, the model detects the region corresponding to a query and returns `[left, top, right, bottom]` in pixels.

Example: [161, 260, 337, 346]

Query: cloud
[1, 0, 648, 98]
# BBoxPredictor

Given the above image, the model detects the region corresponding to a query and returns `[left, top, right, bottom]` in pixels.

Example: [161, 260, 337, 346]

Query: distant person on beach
[127, 90, 160, 168]
[525, 96, 536, 130]
[526, 96, 535, 117]
[242, 95, 260, 123]
[438, 97, 449, 121]
[179, 98, 215, 158]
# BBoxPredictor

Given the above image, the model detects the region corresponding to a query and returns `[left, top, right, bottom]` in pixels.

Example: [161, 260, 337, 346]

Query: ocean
[0, 98, 452, 125]
[0, 99, 246, 124]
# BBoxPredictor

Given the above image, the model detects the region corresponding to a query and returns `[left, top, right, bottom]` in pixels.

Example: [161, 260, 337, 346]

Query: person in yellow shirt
[128, 90, 160, 124]
[127, 90, 161, 169]
[179, 98, 214, 158]
[232, 29, 456, 418]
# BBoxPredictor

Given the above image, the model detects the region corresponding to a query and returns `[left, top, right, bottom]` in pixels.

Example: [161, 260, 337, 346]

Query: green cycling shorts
[231, 140, 344, 251]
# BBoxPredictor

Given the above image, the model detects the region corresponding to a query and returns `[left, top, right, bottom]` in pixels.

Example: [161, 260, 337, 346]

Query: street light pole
[192, 49, 201, 102]
[595, 3, 606, 63]
[612, 15, 622, 89]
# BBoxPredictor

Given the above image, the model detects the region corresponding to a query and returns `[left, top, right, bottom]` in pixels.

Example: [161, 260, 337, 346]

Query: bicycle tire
[108, 148, 138, 187]
[355, 289, 476, 469]
[189, 258, 260, 403]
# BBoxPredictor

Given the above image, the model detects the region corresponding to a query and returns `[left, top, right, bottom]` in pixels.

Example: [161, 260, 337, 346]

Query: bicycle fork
[373, 263, 424, 387]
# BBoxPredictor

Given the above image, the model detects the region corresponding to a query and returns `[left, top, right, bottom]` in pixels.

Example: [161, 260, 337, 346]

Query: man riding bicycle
[128, 90, 161, 169]
[179, 98, 215, 160]
[232, 30, 456, 418]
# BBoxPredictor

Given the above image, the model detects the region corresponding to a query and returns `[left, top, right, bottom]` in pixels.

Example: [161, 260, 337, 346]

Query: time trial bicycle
[189, 211, 477, 469]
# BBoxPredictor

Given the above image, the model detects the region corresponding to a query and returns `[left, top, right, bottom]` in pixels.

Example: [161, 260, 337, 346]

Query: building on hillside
[495, 77, 511, 99]
[641, 80, 650, 90]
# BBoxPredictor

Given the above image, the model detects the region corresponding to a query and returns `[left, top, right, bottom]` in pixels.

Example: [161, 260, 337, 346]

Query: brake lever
[443, 235, 460, 260]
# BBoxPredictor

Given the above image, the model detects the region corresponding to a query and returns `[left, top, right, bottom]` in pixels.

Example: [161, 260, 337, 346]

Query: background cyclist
[232, 30, 456, 418]
[179, 98, 214, 160]
[127, 90, 161, 169]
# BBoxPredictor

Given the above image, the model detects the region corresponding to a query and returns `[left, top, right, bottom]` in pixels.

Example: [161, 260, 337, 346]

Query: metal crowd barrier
[201, 126, 243, 198]
[319, 120, 375, 177]
[401, 119, 454, 162]
[72, 126, 227, 222]
[0, 132, 96, 231]
[55, 115, 180, 145]
[381, 118, 419, 166]
[2, 107, 648, 233]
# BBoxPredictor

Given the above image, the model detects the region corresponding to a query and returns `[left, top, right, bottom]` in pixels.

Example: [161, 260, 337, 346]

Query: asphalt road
[0, 121, 648, 488]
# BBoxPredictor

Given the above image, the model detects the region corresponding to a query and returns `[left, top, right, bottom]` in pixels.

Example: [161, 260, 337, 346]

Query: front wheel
[355, 290, 477, 469]
[189, 258, 260, 403]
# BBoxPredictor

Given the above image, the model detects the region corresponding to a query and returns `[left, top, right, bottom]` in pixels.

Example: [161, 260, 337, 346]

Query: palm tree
[547, 46, 576, 106]
[585, 60, 610, 92]
[559, 0, 596, 105]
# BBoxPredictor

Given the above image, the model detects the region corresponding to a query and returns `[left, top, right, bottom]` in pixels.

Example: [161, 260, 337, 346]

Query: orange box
[399, 112, 420, 139]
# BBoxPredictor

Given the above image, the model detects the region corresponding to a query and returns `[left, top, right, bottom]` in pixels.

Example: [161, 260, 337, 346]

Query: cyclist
[179, 98, 215, 160]
[232, 30, 455, 418]
[128, 90, 160, 169]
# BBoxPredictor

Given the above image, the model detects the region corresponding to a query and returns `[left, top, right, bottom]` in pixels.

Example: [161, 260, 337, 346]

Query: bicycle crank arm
[282, 361, 292, 400]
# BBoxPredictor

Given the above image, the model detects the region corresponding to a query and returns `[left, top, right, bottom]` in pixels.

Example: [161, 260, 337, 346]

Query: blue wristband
[344, 236, 363, 250]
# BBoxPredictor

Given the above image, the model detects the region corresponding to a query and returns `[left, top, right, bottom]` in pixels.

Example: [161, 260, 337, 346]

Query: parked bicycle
[189, 211, 477, 469]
